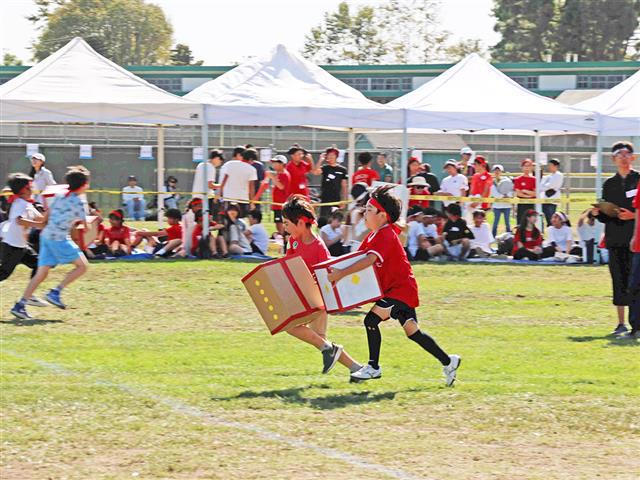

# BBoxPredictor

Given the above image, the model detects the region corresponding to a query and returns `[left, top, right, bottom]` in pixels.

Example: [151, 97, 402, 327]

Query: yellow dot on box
[255, 280, 261, 286]
[324, 284, 330, 293]
[268, 305, 274, 311]
[351, 274, 360, 285]
[263, 297, 269, 303]
[259, 289, 265, 295]
[273, 314, 279, 320]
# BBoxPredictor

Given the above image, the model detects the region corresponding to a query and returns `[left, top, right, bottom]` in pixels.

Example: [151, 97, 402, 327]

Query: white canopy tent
[0, 37, 204, 224]
[389, 53, 597, 210]
[185, 44, 403, 178]
[574, 70, 640, 195]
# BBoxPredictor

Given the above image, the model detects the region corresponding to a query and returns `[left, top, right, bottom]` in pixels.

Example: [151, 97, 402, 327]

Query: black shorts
[273, 209, 283, 223]
[375, 297, 417, 326]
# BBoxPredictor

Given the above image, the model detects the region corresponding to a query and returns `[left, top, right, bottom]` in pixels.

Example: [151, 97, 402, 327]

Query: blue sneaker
[45, 289, 66, 309]
[11, 302, 32, 320]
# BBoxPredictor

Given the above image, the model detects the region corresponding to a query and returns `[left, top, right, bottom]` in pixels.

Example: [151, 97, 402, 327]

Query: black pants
[0, 242, 38, 281]
[250, 242, 264, 255]
[513, 246, 555, 261]
[608, 246, 632, 306]
[516, 203, 535, 224]
[328, 241, 347, 257]
[629, 253, 640, 332]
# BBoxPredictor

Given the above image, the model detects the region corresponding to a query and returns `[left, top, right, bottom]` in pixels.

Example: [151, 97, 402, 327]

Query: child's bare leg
[309, 313, 361, 371]
[217, 236, 228, 255]
[22, 266, 51, 300]
[58, 255, 88, 289]
[131, 232, 146, 248]
[164, 239, 182, 254]
[287, 325, 327, 349]
[110, 241, 120, 254]
[208, 235, 217, 254]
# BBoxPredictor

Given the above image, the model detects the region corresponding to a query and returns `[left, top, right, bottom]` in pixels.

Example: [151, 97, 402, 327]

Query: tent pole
[157, 124, 165, 228]
[595, 116, 603, 199]
[534, 131, 543, 227]
[348, 128, 356, 180]
[400, 109, 408, 185]
[202, 106, 210, 236]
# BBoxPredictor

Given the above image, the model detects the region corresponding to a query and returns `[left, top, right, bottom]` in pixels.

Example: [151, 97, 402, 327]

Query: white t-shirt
[249, 223, 269, 254]
[1, 198, 39, 248]
[122, 185, 144, 201]
[423, 223, 438, 239]
[33, 167, 56, 195]
[221, 161, 257, 202]
[406, 220, 426, 257]
[541, 171, 564, 199]
[469, 222, 494, 253]
[320, 224, 343, 243]
[547, 225, 573, 252]
[440, 174, 468, 206]
[192, 161, 218, 199]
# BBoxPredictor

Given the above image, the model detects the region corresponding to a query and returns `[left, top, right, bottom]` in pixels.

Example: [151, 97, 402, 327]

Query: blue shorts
[38, 237, 82, 267]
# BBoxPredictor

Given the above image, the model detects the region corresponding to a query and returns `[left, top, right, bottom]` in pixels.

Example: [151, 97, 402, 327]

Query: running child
[326, 185, 461, 385]
[11, 166, 91, 320]
[282, 194, 362, 377]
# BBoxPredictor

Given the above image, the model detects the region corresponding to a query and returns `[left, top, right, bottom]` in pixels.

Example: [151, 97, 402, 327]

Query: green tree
[491, 0, 558, 62]
[555, 0, 640, 61]
[444, 39, 487, 62]
[170, 43, 203, 66]
[29, 0, 173, 65]
[2, 53, 23, 66]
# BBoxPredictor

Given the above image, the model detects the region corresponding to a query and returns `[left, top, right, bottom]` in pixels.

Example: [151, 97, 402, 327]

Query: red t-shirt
[633, 181, 640, 253]
[514, 175, 536, 197]
[352, 167, 380, 186]
[358, 224, 419, 308]
[286, 160, 312, 197]
[513, 227, 543, 254]
[166, 223, 182, 241]
[286, 235, 330, 270]
[408, 186, 430, 208]
[104, 225, 130, 243]
[191, 224, 202, 254]
[271, 170, 291, 211]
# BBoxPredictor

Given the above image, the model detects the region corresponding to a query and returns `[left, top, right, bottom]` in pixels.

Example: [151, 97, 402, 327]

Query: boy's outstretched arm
[327, 253, 377, 283]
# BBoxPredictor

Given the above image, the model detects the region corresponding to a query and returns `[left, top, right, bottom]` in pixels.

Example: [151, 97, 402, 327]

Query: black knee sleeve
[364, 311, 382, 329]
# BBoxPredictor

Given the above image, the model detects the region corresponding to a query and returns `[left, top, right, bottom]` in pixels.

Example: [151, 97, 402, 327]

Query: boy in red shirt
[131, 208, 183, 257]
[190, 210, 226, 258]
[469, 155, 493, 210]
[327, 186, 461, 385]
[286, 145, 315, 198]
[282, 194, 362, 377]
[352, 152, 380, 186]
[266, 155, 290, 238]
[626, 180, 640, 338]
[514, 158, 537, 223]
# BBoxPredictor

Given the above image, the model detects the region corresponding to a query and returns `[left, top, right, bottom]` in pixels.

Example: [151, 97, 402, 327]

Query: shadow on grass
[0, 318, 64, 327]
[567, 334, 639, 347]
[212, 385, 398, 410]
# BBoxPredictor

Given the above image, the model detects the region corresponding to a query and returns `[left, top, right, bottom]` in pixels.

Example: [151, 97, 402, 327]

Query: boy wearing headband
[11, 166, 91, 320]
[282, 194, 363, 377]
[327, 186, 461, 385]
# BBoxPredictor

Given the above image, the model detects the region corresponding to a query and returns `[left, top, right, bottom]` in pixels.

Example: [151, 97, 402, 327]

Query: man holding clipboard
[592, 142, 638, 336]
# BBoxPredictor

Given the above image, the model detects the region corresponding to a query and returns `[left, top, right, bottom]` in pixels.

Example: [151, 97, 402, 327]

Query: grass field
[1, 259, 638, 480]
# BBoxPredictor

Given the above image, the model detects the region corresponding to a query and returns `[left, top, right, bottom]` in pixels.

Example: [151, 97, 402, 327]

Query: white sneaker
[350, 364, 382, 382]
[25, 296, 48, 307]
[443, 355, 461, 387]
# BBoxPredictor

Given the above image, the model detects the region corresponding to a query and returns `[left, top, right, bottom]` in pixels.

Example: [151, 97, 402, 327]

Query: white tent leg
[348, 129, 356, 180]
[595, 125, 603, 199]
[157, 124, 165, 227]
[534, 131, 542, 227]
[400, 110, 408, 186]
[202, 106, 210, 235]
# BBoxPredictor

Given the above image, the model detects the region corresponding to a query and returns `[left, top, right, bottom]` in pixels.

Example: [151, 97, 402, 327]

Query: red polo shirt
[166, 223, 182, 241]
[352, 167, 380, 186]
[286, 160, 312, 197]
[633, 181, 640, 253]
[286, 235, 330, 270]
[271, 170, 291, 211]
[470, 172, 493, 209]
[514, 175, 536, 195]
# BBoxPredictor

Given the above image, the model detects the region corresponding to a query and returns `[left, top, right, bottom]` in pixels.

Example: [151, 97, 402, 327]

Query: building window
[341, 77, 370, 91]
[145, 78, 182, 93]
[341, 77, 412, 91]
[511, 76, 539, 89]
[577, 74, 628, 89]
[0, 78, 11, 85]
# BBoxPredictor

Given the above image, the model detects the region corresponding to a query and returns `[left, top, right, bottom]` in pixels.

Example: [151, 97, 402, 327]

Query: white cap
[271, 154, 288, 164]
[31, 153, 45, 162]
[460, 147, 473, 155]
[408, 176, 428, 187]
[492, 164, 505, 172]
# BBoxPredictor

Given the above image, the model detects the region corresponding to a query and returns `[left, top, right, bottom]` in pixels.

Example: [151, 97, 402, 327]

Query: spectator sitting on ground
[223, 203, 252, 255]
[122, 175, 146, 221]
[320, 210, 348, 257]
[442, 203, 474, 261]
[131, 208, 183, 257]
[190, 210, 226, 258]
[245, 211, 269, 255]
[577, 208, 604, 264]
[99, 209, 132, 257]
[406, 206, 444, 261]
[512, 209, 554, 261]
[546, 211, 579, 259]
[351, 152, 380, 187]
[468, 210, 495, 258]
[180, 198, 203, 255]
[421, 208, 441, 243]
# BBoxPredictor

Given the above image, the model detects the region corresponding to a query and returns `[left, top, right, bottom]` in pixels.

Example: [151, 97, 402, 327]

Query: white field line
[4, 351, 428, 480]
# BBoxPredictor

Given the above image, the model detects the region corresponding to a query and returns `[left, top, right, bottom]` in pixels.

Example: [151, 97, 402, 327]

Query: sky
[0, 0, 500, 65]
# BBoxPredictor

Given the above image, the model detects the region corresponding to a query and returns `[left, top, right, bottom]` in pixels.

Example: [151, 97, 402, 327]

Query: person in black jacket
[593, 141, 638, 336]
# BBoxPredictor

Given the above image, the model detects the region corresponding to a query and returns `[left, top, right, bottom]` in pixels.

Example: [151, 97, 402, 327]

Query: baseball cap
[611, 141, 634, 155]
[31, 153, 45, 162]
[127, 175, 137, 181]
[407, 205, 425, 217]
[271, 154, 288, 164]
[548, 158, 560, 166]
[287, 145, 307, 155]
[460, 147, 473, 155]
[474, 155, 488, 165]
[325, 147, 340, 157]
[520, 158, 533, 167]
[408, 176, 428, 187]
[444, 159, 458, 169]
[492, 164, 505, 172]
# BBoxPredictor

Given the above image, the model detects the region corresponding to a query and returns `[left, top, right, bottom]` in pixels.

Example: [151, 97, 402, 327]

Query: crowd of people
[0, 142, 638, 338]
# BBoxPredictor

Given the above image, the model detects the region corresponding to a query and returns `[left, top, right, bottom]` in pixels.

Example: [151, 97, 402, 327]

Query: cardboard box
[242, 255, 325, 335]
[313, 251, 383, 313]
[71, 215, 100, 250]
